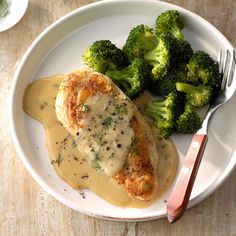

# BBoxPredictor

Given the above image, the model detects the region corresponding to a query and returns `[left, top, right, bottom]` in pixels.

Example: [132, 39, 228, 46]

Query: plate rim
[9, 0, 235, 221]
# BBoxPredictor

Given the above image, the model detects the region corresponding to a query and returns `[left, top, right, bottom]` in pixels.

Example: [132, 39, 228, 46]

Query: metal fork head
[218, 49, 236, 100]
[199, 49, 236, 135]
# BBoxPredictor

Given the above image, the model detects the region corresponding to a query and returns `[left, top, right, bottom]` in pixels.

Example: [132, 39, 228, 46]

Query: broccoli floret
[155, 10, 184, 41]
[146, 92, 184, 138]
[149, 71, 178, 96]
[177, 40, 193, 65]
[186, 51, 221, 87]
[149, 64, 189, 97]
[83, 40, 127, 73]
[144, 33, 181, 79]
[176, 82, 212, 107]
[105, 58, 150, 99]
[175, 64, 188, 82]
[176, 102, 201, 133]
[122, 24, 158, 61]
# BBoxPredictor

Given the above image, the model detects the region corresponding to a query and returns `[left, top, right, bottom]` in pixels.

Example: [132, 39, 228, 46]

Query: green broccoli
[175, 64, 189, 82]
[149, 64, 189, 97]
[186, 51, 222, 86]
[177, 40, 193, 65]
[155, 10, 184, 41]
[176, 82, 213, 107]
[122, 24, 158, 61]
[146, 92, 184, 138]
[105, 58, 150, 99]
[176, 102, 202, 133]
[149, 71, 178, 97]
[83, 40, 127, 73]
[144, 33, 181, 79]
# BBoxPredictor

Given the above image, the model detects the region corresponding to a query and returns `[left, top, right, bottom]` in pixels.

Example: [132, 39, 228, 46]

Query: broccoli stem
[144, 40, 167, 66]
[140, 32, 158, 51]
[105, 70, 133, 90]
[146, 100, 167, 119]
[171, 24, 184, 41]
[175, 82, 206, 94]
[176, 82, 213, 107]
[144, 44, 161, 65]
[144, 48, 160, 65]
[94, 63, 109, 73]
[176, 82, 199, 94]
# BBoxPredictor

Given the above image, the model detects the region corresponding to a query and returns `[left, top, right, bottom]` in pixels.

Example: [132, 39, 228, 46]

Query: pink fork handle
[167, 134, 208, 223]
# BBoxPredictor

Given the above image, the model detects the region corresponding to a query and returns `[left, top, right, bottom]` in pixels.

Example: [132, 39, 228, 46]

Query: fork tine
[227, 49, 236, 87]
[221, 49, 231, 90]
[217, 50, 223, 72]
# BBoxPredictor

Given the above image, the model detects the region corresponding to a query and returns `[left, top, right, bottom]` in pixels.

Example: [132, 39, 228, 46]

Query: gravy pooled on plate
[23, 70, 178, 207]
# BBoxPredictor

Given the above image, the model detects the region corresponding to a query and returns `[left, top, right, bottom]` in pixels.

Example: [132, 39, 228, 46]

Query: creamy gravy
[73, 93, 135, 176]
[23, 76, 178, 208]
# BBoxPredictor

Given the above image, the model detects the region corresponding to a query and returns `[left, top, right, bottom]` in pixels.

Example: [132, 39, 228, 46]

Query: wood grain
[0, 0, 235, 235]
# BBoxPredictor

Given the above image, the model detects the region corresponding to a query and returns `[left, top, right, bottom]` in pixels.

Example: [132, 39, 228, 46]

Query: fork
[166, 48, 236, 223]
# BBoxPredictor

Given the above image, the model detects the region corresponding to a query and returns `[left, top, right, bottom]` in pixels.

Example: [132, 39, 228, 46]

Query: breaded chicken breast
[55, 68, 158, 201]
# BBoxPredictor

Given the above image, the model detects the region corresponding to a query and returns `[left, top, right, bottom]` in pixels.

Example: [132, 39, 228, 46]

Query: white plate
[9, 0, 236, 221]
[0, 0, 28, 32]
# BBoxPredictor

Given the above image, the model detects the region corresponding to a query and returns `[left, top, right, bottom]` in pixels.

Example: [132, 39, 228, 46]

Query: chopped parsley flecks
[0, 0, 10, 18]
[114, 105, 128, 116]
[52, 83, 59, 88]
[71, 139, 77, 148]
[92, 161, 102, 171]
[95, 132, 106, 146]
[131, 138, 140, 155]
[55, 153, 63, 166]
[40, 101, 48, 110]
[94, 152, 100, 161]
[82, 104, 90, 113]
[131, 137, 136, 146]
[131, 145, 140, 155]
[101, 115, 113, 128]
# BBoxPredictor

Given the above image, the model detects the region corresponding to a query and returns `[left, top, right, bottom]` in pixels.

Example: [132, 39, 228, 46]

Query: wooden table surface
[1, 0, 236, 235]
